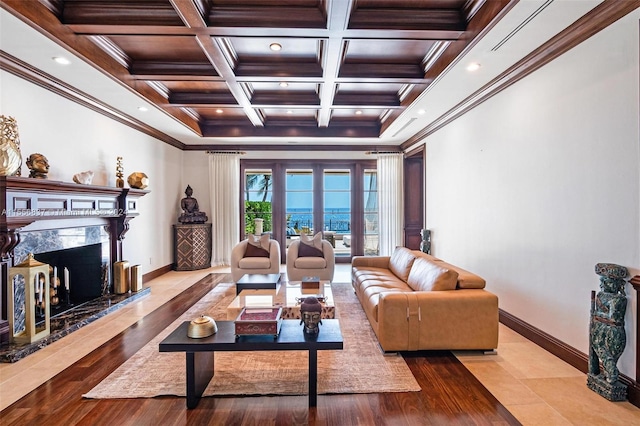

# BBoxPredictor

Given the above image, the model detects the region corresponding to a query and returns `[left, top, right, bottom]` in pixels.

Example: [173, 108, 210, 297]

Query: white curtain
[377, 153, 404, 256]
[208, 152, 240, 266]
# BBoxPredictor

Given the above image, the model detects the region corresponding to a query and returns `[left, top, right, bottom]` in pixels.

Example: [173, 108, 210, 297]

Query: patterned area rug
[83, 281, 420, 398]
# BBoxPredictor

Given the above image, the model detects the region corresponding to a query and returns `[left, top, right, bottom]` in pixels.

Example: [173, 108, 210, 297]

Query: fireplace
[0, 176, 148, 344]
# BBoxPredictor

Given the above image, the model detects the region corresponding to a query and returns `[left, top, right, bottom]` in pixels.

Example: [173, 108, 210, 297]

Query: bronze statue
[26, 153, 49, 179]
[178, 185, 208, 224]
[300, 296, 322, 334]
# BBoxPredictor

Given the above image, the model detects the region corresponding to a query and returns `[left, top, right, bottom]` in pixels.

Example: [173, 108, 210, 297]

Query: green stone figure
[587, 263, 628, 401]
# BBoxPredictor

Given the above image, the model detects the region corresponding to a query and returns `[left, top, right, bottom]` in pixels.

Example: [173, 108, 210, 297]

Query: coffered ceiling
[0, 0, 620, 150]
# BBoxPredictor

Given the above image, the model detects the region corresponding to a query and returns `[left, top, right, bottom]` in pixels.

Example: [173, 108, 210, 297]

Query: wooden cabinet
[173, 223, 212, 271]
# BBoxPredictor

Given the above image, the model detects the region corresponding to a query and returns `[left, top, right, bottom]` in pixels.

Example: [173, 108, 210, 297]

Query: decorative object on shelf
[0, 115, 22, 176]
[187, 315, 218, 338]
[7, 253, 51, 343]
[113, 260, 130, 294]
[49, 265, 60, 306]
[26, 153, 49, 179]
[127, 171, 149, 189]
[300, 296, 322, 334]
[587, 262, 628, 401]
[235, 307, 283, 337]
[116, 156, 124, 188]
[178, 185, 208, 224]
[420, 229, 431, 254]
[130, 264, 143, 292]
[73, 170, 94, 185]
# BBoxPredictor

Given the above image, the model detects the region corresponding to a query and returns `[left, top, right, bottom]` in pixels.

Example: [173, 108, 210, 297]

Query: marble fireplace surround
[0, 176, 149, 359]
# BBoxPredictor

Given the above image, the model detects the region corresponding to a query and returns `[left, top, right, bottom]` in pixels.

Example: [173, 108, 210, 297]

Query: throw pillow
[247, 233, 270, 252]
[389, 247, 416, 282]
[244, 242, 270, 258]
[300, 232, 323, 251]
[298, 240, 324, 257]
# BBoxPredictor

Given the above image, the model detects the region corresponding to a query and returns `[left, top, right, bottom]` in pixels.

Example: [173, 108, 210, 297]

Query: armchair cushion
[298, 241, 324, 257]
[244, 243, 269, 258]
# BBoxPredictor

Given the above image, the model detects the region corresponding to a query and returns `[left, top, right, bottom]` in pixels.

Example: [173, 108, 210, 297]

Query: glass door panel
[285, 169, 313, 247]
[323, 170, 351, 257]
[243, 170, 272, 238]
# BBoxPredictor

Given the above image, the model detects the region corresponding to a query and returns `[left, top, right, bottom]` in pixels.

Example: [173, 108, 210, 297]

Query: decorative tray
[235, 307, 283, 337]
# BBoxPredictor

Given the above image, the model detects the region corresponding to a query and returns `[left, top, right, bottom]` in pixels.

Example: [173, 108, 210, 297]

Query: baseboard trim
[499, 309, 640, 408]
[142, 264, 173, 283]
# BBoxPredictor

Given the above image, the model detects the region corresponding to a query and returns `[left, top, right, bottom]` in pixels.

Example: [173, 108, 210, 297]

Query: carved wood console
[0, 176, 148, 322]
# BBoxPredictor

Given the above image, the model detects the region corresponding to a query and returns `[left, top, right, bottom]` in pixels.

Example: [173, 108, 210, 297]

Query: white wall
[424, 12, 640, 377]
[1, 71, 184, 273]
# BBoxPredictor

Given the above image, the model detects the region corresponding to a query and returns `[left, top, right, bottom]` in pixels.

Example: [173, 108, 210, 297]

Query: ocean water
[287, 208, 351, 233]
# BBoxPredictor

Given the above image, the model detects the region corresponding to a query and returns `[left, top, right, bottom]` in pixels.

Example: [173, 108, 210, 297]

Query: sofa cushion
[407, 257, 458, 291]
[388, 247, 416, 282]
[300, 232, 323, 251]
[244, 242, 269, 258]
[247, 233, 270, 252]
[298, 240, 324, 257]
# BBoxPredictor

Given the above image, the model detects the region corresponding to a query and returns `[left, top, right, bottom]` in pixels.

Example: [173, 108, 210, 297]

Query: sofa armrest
[352, 256, 390, 269]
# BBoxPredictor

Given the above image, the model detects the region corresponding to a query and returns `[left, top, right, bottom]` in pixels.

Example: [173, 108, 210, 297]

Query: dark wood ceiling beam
[200, 123, 380, 138]
[340, 63, 424, 79]
[348, 9, 466, 31]
[168, 91, 237, 105]
[130, 61, 219, 77]
[334, 93, 400, 106]
[183, 144, 401, 152]
[195, 34, 264, 127]
[234, 61, 323, 78]
[251, 92, 320, 106]
[60, 0, 185, 26]
[208, 6, 327, 28]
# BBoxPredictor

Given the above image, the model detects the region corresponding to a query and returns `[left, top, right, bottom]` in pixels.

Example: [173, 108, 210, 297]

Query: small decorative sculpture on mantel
[115, 156, 124, 188]
[587, 262, 628, 401]
[178, 185, 208, 224]
[0, 115, 22, 176]
[26, 153, 49, 179]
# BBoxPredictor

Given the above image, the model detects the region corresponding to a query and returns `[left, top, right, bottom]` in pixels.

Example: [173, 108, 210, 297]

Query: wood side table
[173, 223, 212, 271]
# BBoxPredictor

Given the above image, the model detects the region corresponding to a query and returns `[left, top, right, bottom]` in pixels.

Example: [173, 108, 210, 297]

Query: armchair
[230, 238, 281, 282]
[286, 238, 335, 282]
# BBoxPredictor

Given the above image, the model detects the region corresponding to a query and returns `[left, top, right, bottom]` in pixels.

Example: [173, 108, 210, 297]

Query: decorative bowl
[187, 315, 218, 338]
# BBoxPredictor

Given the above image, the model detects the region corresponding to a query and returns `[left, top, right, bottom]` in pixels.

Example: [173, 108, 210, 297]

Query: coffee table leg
[186, 351, 214, 409]
[309, 348, 318, 407]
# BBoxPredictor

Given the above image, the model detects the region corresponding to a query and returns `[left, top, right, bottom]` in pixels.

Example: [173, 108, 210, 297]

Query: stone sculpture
[73, 170, 94, 185]
[178, 185, 208, 224]
[587, 262, 628, 401]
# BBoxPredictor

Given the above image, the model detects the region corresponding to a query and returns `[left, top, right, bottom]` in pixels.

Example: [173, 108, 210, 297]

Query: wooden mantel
[0, 175, 149, 322]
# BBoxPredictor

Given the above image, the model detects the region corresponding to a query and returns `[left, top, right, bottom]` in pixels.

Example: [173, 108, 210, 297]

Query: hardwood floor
[1, 273, 520, 425]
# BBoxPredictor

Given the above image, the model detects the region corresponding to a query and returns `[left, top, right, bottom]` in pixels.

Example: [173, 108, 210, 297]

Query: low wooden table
[235, 273, 281, 295]
[159, 319, 343, 409]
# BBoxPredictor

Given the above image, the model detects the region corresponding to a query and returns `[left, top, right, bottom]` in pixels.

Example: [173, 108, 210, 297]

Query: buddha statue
[178, 185, 208, 224]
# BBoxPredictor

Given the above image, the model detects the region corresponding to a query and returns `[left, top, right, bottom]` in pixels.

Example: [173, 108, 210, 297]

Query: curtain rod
[365, 151, 404, 155]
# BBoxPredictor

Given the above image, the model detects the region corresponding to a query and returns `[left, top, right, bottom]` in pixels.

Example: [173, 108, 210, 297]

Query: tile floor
[1, 264, 639, 424]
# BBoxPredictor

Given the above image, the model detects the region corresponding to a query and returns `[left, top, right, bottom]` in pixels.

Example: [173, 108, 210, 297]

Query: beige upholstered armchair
[230, 237, 281, 282]
[286, 238, 335, 282]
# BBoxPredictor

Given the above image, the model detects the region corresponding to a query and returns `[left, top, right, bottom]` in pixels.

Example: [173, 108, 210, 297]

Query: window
[244, 170, 272, 237]
[364, 169, 379, 255]
[324, 170, 351, 256]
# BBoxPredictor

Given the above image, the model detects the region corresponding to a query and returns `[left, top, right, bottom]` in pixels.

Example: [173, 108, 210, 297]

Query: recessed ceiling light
[417, 109, 426, 115]
[137, 106, 148, 112]
[279, 82, 289, 88]
[269, 43, 282, 51]
[355, 110, 363, 115]
[52, 56, 70, 65]
[466, 62, 481, 72]
[216, 109, 223, 114]
[286, 110, 293, 114]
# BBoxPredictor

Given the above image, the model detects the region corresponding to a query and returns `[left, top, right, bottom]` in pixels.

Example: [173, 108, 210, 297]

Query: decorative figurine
[116, 156, 124, 188]
[300, 296, 322, 334]
[73, 170, 94, 185]
[127, 172, 149, 189]
[587, 262, 628, 401]
[0, 115, 22, 176]
[178, 185, 208, 224]
[26, 153, 49, 179]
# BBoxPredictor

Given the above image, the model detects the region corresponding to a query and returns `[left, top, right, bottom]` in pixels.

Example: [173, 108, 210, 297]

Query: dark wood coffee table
[159, 319, 343, 409]
[235, 273, 281, 295]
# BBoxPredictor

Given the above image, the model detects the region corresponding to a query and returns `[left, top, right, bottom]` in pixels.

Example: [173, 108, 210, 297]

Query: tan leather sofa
[352, 247, 498, 352]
